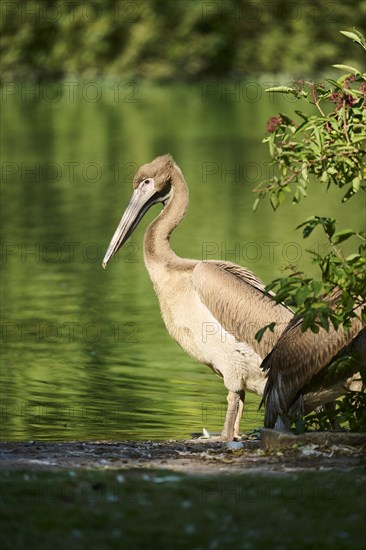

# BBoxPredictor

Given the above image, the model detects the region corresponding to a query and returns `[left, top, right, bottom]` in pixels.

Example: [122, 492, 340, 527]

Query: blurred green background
[1, 0, 365, 81]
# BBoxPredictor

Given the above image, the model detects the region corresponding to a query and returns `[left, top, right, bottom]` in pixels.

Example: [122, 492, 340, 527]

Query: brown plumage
[103, 154, 293, 440]
[192, 261, 289, 358]
[262, 310, 365, 430]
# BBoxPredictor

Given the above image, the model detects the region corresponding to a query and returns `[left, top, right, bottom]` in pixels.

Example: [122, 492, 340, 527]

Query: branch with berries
[254, 29, 366, 334]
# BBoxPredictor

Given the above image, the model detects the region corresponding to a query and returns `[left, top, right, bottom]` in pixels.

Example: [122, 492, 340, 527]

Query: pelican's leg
[233, 390, 245, 439]
[221, 390, 241, 441]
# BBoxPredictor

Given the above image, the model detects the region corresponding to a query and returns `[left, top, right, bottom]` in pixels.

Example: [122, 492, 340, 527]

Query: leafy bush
[256, 29, 366, 333]
[256, 29, 366, 431]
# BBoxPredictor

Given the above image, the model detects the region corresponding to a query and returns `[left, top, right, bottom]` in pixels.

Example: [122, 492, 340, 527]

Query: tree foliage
[299, 389, 366, 433]
[255, 29, 366, 335]
[256, 29, 366, 431]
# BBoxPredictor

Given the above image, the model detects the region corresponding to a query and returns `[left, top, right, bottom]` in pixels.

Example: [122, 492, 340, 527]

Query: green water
[1, 83, 363, 441]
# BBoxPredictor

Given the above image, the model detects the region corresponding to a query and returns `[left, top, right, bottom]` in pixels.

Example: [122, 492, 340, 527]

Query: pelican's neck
[144, 164, 189, 266]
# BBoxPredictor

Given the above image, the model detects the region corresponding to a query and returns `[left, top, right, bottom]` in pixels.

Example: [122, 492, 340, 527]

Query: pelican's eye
[143, 178, 152, 185]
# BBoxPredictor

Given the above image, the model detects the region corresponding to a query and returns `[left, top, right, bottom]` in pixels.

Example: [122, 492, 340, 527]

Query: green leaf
[327, 167, 338, 175]
[294, 110, 309, 122]
[278, 113, 295, 126]
[352, 177, 360, 192]
[265, 86, 297, 95]
[321, 171, 329, 184]
[319, 312, 330, 332]
[342, 187, 357, 202]
[325, 78, 343, 89]
[270, 193, 279, 210]
[346, 253, 361, 262]
[332, 64, 361, 75]
[297, 216, 336, 239]
[340, 30, 366, 50]
[313, 126, 323, 149]
[268, 134, 275, 157]
[253, 198, 260, 212]
[255, 322, 276, 342]
[294, 287, 308, 306]
[297, 218, 316, 238]
[332, 229, 355, 245]
[352, 136, 366, 145]
[301, 163, 308, 182]
[298, 184, 307, 197]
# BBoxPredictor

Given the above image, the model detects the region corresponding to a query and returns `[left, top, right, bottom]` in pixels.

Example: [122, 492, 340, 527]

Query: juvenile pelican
[103, 155, 293, 440]
[262, 307, 365, 431]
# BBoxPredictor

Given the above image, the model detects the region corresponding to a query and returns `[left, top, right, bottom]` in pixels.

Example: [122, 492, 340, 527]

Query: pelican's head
[102, 154, 174, 268]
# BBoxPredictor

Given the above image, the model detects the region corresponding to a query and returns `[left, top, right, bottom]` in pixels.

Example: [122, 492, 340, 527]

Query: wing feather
[262, 313, 364, 428]
[192, 261, 293, 357]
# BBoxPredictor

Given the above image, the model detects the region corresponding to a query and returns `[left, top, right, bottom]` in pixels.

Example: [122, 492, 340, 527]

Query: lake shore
[1, 433, 365, 474]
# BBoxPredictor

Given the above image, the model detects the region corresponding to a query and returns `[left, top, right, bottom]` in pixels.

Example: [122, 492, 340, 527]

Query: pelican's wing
[262, 315, 364, 428]
[192, 261, 293, 357]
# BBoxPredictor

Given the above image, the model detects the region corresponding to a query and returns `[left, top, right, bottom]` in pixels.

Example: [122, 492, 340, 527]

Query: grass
[1, 467, 365, 549]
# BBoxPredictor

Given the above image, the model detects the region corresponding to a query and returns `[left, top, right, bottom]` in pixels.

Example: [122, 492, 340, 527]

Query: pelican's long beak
[102, 184, 157, 268]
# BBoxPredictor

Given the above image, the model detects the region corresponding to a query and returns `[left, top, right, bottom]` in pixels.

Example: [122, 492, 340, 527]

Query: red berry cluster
[329, 91, 357, 107]
[266, 116, 284, 133]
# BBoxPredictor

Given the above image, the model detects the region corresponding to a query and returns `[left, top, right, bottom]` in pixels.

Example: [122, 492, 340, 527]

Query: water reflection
[1, 83, 363, 440]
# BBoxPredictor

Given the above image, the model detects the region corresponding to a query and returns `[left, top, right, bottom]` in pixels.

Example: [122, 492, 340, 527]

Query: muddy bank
[1, 433, 365, 474]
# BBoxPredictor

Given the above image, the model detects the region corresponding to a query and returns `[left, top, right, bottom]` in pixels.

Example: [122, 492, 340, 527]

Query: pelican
[261, 302, 365, 431]
[103, 154, 293, 440]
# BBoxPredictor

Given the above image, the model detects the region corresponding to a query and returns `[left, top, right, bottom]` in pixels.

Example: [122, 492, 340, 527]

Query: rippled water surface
[1, 83, 363, 440]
